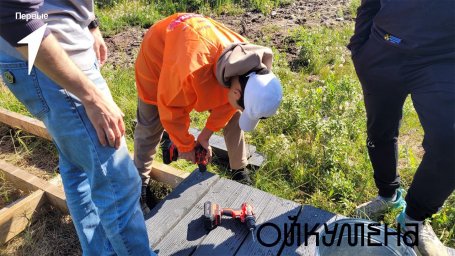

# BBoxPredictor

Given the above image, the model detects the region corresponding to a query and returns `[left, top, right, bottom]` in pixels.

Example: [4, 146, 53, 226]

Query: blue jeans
[0, 52, 155, 256]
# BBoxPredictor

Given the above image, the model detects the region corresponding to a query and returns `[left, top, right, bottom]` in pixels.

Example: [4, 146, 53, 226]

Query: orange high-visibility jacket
[135, 13, 247, 152]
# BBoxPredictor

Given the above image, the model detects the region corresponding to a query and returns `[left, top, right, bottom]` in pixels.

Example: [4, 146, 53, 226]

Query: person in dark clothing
[349, 1, 455, 255]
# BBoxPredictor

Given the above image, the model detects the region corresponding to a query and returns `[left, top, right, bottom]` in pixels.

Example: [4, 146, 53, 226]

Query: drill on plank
[203, 201, 256, 241]
[161, 139, 208, 171]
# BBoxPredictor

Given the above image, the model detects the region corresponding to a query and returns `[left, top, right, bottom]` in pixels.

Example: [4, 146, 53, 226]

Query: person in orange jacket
[134, 13, 282, 213]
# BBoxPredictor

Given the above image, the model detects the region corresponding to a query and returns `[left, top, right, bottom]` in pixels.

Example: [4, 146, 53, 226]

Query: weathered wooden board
[188, 128, 265, 168]
[292, 206, 341, 256]
[0, 160, 67, 213]
[0, 108, 51, 140]
[145, 171, 220, 249]
[152, 178, 246, 255]
[192, 181, 272, 256]
[235, 197, 301, 255]
[0, 108, 191, 189]
[149, 161, 190, 189]
[147, 175, 304, 256]
[163, 128, 265, 168]
[188, 128, 257, 159]
[0, 190, 46, 245]
[293, 211, 455, 256]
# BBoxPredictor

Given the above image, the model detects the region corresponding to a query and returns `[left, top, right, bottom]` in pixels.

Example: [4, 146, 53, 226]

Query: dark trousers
[352, 36, 455, 221]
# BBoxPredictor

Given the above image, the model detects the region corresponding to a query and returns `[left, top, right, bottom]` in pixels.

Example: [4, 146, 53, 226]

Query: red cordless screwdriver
[203, 201, 256, 241]
[161, 140, 208, 171]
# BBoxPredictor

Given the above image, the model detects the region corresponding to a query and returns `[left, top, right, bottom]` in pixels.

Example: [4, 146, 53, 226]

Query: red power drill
[161, 140, 208, 171]
[203, 201, 256, 241]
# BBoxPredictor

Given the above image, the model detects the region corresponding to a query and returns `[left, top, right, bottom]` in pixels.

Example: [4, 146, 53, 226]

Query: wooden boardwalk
[145, 170, 335, 255]
[145, 170, 455, 256]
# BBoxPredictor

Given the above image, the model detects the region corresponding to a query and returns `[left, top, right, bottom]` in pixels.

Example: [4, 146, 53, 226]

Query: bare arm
[90, 27, 108, 65]
[16, 34, 125, 149]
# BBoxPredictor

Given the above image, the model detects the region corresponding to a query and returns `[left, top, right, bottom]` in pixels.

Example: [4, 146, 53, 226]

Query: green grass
[97, 13, 454, 245]
[0, 173, 16, 206]
[344, 0, 360, 19]
[250, 26, 371, 208]
[0, 0, 453, 248]
[96, 1, 160, 35]
[0, 86, 28, 114]
[96, 0, 292, 35]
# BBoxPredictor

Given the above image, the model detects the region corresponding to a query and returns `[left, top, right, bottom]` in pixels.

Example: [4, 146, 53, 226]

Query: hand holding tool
[161, 140, 208, 171]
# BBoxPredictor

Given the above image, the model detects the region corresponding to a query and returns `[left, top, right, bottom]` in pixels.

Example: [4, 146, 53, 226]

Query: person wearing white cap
[134, 14, 282, 211]
[229, 71, 283, 132]
[215, 42, 283, 133]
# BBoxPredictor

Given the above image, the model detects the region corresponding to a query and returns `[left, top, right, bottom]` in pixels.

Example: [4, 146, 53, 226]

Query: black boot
[140, 185, 151, 216]
[231, 168, 252, 185]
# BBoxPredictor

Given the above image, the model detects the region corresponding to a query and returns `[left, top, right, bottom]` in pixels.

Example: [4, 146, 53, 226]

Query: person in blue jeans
[0, 1, 155, 255]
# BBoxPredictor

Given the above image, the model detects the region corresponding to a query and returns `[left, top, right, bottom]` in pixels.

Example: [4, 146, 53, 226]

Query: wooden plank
[0, 190, 46, 245]
[153, 178, 246, 255]
[192, 179, 273, 256]
[247, 152, 265, 170]
[163, 128, 255, 160]
[188, 128, 257, 159]
[149, 162, 190, 189]
[48, 174, 63, 187]
[188, 128, 265, 168]
[294, 216, 455, 256]
[145, 171, 220, 248]
[0, 108, 190, 188]
[235, 196, 302, 255]
[0, 108, 51, 140]
[163, 128, 265, 168]
[0, 160, 67, 213]
[293, 213, 455, 256]
[287, 205, 340, 256]
[128, 152, 189, 189]
[293, 215, 455, 256]
[0, 160, 46, 193]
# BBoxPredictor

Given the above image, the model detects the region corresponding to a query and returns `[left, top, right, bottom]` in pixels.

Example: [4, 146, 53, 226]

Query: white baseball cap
[239, 72, 283, 131]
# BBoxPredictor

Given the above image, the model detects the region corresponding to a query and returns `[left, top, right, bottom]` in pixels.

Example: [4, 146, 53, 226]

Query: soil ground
[0, 179, 24, 209]
[104, 0, 352, 69]
[0, 124, 58, 181]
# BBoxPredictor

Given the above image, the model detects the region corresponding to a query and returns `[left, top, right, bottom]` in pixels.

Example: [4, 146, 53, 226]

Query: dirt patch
[104, 27, 147, 69]
[146, 179, 173, 209]
[0, 124, 59, 181]
[0, 205, 80, 256]
[217, 0, 351, 60]
[398, 130, 424, 170]
[104, 0, 352, 69]
[0, 177, 25, 209]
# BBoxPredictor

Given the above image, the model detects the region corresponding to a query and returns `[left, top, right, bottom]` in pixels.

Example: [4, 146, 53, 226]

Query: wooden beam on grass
[0, 190, 46, 245]
[0, 160, 67, 213]
[0, 108, 190, 188]
[128, 152, 189, 188]
[150, 162, 190, 188]
[0, 108, 51, 140]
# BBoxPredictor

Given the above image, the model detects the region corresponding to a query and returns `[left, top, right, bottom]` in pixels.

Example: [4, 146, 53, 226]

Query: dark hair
[236, 69, 270, 109]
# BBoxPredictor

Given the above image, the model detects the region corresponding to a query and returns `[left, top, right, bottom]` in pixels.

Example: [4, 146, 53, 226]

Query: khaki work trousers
[134, 99, 248, 185]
